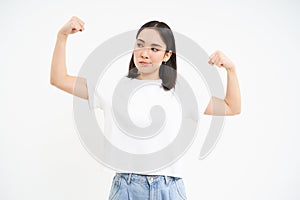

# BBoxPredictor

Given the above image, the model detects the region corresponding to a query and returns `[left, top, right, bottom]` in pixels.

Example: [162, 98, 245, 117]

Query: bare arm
[204, 50, 241, 116]
[50, 16, 87, 99]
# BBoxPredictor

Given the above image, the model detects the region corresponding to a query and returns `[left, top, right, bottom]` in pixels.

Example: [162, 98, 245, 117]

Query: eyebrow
[137, 39, 163, 48]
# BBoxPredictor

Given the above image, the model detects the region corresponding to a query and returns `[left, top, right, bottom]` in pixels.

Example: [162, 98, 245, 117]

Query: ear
[163, 50, 173, 62]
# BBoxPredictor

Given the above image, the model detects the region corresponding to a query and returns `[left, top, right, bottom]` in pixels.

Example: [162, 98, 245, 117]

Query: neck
[136, 74, 160, 80]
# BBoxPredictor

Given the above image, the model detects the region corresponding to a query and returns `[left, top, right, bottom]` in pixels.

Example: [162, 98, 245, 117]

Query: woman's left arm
[204, 50, 241, 116]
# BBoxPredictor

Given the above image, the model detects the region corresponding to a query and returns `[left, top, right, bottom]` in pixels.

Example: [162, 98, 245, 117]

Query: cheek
[150, 53, 164, 63]
[133, 52, 139, 65]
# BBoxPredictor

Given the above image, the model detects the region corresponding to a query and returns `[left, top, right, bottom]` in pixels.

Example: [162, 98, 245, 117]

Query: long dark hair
[127, 21, 177, 91]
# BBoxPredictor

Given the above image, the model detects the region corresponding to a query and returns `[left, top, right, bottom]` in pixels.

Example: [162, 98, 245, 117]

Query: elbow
[50, 77, 58, 86]
[232, 108, 241, 115]
[226, 101, 241, 116]
[227, 104, 241, 115]
[50, 77, 62, 88]
[50, 78, 56, 86]
[234, 110, 241, 115]
[50, 74, 64, 87]
[50, 72, 56, 85]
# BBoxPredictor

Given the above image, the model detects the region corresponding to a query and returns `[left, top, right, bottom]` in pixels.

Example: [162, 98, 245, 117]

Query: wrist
[226, 65, 236, 73]
[57, 31, 68, 40]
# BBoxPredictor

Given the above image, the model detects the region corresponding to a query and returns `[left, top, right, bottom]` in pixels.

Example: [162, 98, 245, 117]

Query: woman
[50, 16, 241, 200]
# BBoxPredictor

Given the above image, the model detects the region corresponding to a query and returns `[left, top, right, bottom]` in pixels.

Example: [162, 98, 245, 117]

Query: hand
[208, 50, 235, 71]
[58, 16, 85, 36]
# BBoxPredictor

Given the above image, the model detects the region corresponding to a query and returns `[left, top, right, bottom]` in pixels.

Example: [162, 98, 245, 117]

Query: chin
[137, 67, 154, 74]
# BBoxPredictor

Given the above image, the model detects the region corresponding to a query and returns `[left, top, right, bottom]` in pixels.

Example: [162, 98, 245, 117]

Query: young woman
[50, 16, 241, 200]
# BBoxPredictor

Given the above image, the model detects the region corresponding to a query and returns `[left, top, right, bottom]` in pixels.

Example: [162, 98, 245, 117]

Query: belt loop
[164, 175, 169, 184]
[127, 173, 132, 184]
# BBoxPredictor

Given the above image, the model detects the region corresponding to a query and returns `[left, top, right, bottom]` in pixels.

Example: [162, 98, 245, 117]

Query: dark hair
[126, 20, 177, 91]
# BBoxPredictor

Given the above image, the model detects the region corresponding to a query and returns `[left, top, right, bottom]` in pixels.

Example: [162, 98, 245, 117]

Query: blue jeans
[108, 173, 187, 200]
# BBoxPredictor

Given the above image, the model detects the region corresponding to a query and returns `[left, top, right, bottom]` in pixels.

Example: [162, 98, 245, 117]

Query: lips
[139, 61, 151, 65]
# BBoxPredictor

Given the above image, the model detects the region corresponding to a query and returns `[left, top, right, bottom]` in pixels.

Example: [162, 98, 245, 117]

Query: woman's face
[133, 28, 172, 79]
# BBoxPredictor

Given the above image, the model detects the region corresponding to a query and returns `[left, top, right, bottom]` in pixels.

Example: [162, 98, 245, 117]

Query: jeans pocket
[174, 178, 187, 200]
[108, 175, 122, 200]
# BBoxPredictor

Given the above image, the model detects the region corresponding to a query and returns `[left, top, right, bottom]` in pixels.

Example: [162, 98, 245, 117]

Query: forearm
[50, 33, 69, 85]
[224, 66, 241, 114]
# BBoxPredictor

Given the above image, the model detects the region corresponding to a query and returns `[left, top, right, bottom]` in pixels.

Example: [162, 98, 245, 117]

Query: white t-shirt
[86, 76, 210, 178]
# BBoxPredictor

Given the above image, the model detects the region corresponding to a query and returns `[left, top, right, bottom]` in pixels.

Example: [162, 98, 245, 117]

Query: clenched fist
[58, 16, 85, 36]
[208, 50, 236, 71]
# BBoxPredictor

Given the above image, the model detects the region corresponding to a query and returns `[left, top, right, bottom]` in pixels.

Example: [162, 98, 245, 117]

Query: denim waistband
[116, 172, 181, 185]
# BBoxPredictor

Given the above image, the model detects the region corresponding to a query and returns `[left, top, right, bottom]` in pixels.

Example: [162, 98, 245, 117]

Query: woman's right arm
[50, 16, 88, 99]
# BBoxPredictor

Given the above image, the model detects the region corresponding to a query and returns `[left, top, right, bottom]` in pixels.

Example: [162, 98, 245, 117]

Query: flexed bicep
[204, 96, 235, 116]
[52, 75, 88, 100]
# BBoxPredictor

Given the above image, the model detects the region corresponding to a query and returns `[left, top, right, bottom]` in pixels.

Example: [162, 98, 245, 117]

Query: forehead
[137, 28, 165, 47]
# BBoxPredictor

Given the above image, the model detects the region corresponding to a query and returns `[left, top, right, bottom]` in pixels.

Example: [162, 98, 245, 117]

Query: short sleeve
[86, 78, 103, 110]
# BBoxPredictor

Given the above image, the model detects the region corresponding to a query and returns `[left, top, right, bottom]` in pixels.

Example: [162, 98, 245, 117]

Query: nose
[140, 47, 149, 59]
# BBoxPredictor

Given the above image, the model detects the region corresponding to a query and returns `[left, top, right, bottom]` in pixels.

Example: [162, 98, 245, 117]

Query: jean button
[148, 176, 154, 182]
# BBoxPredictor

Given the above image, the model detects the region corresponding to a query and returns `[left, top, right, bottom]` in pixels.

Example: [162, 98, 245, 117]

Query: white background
[1, 0, 300, 199]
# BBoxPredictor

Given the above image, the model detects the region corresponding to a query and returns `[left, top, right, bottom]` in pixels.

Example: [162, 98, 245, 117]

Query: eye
[151, 48, 159, 52]
[136, 43, 143, 47]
